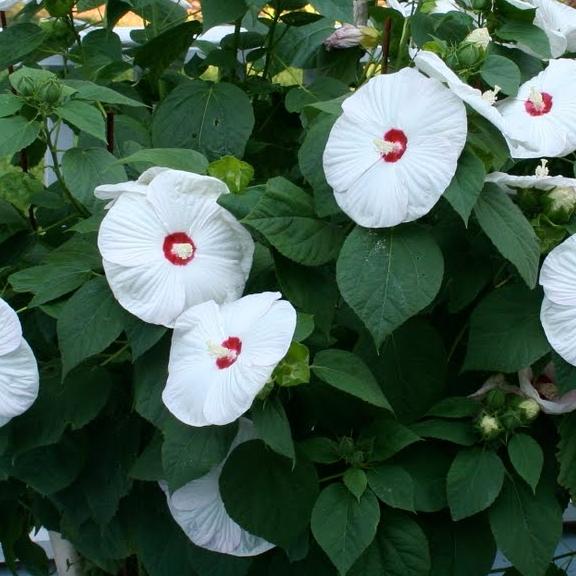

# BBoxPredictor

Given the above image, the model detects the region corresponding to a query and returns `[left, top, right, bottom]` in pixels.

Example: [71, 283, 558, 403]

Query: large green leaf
[367, 464, 415, 512]
[349, 510, 430, 576]
[361, 417, 421, 462]
[219, 439, 319, 548]
[118, 148, 209, 174]
[57, 277, 126, 376]
[201, 0, 248, 28]
[557, 412, 576, 499]
[311, 484, 380, 575]
[0, 117, 41, 158]
[0, 24, 47, 70]
[152, 80, 255, 161]
[252, 397, 295, 460]
[309, 0, 353, 21]
[63, 80, 146, 107]
[496, 20, 551, 59]
[480, 55, 521, 96]
[61, 148, 127, 211]
[162, 420, 238, 492]
[337, 226, 444, 348]
[463, 284, 550, 373]
[489, 478, 562, 576]
[446, 448, 505, 521]
[57, 100, 107, 142]
[508, 434, 543, 493]
[244, 177, 344, 266]
[474, 183, 540, 288]
[312, 349, 391, 409]
[443, 147, 486, 225]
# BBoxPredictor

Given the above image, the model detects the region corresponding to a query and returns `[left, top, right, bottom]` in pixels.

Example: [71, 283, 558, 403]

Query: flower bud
[463, 27, 491, 50]
[37, 79, 63, 106]
[517, 398, 540, 422]
[478, 414, 502, 440]
[485, 388, 506, 410]
[457, 43, 483, 67]
[324, 24, 381, 51]
[542, 186, 576, 224]
[18, 77, 36, 98]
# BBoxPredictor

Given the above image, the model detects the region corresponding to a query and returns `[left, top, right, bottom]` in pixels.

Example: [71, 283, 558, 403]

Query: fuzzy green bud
[517, 398, 540, 422]
[542, 186, 576, 224]
[18, 77, 36, 98]
[37, 79, 63, 106]
[478, 414, 502, 440]
[457, 43, 483, 67]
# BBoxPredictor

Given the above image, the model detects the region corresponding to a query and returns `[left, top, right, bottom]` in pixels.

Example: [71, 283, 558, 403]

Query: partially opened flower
[540, 234, 576, 365]
[97, 169, 254, 327]
[518, 364, 576, 414]
[496, 59, 576, 158]
[163, 292, 296, 427]
[161, 418, 274, 556]
[528, 0, 576, 54]
[0, 299, 39, 427]
[324, 24, 380, 50]
[322, 67, 467, 228]
[414, 50, 529, 147]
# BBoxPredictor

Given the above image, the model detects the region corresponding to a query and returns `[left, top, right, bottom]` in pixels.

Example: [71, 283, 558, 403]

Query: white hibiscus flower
[540, 234, 576, 366]
[96, 169, 254, 328]
[322, 67, 467, 228]
[162, 292, 296, 427]
[161, 418, 274, 557]
[496, 59, 576, 159]
[413, 50, 531, 148]
[0, 299, 39, 427]
[518, 364, 576, 414]
[528, 0, 576, 54]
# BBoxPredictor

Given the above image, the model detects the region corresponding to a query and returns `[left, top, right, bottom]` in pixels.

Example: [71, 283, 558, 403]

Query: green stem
[395, 16, 410, 71]
[100, 343, 130, 366]
[319, 472, 345, 483]
[44, 120, 90, 217]
[262, 10, 280, 81]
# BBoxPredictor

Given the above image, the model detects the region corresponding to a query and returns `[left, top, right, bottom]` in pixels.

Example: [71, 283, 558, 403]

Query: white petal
[518, 366, 576, 414]
[539, 234, 576, 306]
[162, 419, 275, 557]
[94, 182, 148, 206]
[103, 259, 186, 327]
[541, 296, 576, 366]
[0, 339, 39, 427]
[98, 193, 165, 267]
[0, 298, 22, 356]
[486, 172, 576, 191]
[530, 0, 576, 51]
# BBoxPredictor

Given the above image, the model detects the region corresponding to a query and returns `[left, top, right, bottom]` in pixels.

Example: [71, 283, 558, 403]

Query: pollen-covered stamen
[481, 85, 501, 106]
[208, 337, 242, 369]
[535, 159, 550, 177]
[374, 128, 408, 163]
[525, 87, 553, 116]
[163, 232, 196, 266]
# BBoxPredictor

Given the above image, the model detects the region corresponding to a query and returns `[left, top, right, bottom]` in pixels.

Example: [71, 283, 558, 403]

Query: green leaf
[343, 468, 368, 501]
[463, 284, 550, 373]
[489, 478, 562, 576]
[349, 510, 430, 576]
[208, 155, 254, 194]
[0, 24, 47, 70]
[367, 464, 415, 512]
[220, 439, 319, 548]
[252, 397, 295, 460]
[123, 317, 167, 360]
[244, 177, 344, 266]
[447, 448, 505, 521]
[286, 78, 349, 114]
[299, 437, 340, 464]
[0, 94, 23, 118]
[62, 80, 146, 107]
[496, 20, 551, 59]
[426, 397, 480, 419]
[62, 148, 127, 212]
[443, 147, 486, 225]
[556, 412, 576, 499]
[130, 434, 164, 482]
[57, 100, 106, 142]
[162, 420, 238, 492]
[474, 184, 540, 288]
[0, 117, 41, 158]
[480, 55, 521, 96]
[57, 277, 126, 376]
[553, 352, 576, 395]
[337, 226, 444, 348]
[361, 417, 421, 462]
[201, 0, 247, 27]
[152, 80, 255, 161]
[312, 349, 391, 409]
[294, 312, 315, 342]
[309, 0, 353, 21]
[507, 434, 543, 492]
[411, 420, 477, 446]
[311, 484, 380, 575]
[118, 148, 209, 174]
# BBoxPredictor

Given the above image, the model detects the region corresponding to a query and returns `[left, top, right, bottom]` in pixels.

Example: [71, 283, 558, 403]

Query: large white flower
[162, 292, 296, 427]
[518, 365, 576, 414]
[161, 418, 274, 557]
[322, 67, 467, 228]
[540, 234, 576, 365]
[528, 0, 576, 54]
[96, 169, 254, 328]
[413, 50, 530, 148]
[0, 299, 39, 427]
[496, 59, 576, 159]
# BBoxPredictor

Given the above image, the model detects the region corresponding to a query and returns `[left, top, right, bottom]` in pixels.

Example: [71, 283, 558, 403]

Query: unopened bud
[324, 24, 381, 51]
[542, 186, 576, 224]
[464, 27, 491, 50]
[517, 399, 540, 422]
[478, 414, 502, 440]
[457, 43, 483, 67]
[38, 79, 63, 106]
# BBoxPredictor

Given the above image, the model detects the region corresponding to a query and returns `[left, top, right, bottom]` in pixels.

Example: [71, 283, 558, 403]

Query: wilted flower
[322, 67, 467, 228]
[0, 299, 39, 427]
[96, 169, 254, 328]
[161, 419, 274, 556]
[539, 235, 576, 365]
[518, 365, 576, 414]
[496, 59, 576, 158]
[324, 24, 380, 50]
[162, 292, 296, 427]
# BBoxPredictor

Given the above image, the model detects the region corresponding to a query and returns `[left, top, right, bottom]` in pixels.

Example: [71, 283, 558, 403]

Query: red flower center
[163, 232, 196, 266]
[216, 337, 242, 370]
[525, 91, 553, 116]
[381, 129, 408, 163]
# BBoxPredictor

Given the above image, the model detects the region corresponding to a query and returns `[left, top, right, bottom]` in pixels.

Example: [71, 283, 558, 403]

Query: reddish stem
[381, 18, 392, 74]
[106, 112, 115, 153]
[0, 10, 7, 28]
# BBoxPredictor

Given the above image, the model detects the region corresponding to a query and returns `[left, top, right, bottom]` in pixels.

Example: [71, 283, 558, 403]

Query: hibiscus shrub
[2, 0, 576, 574]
